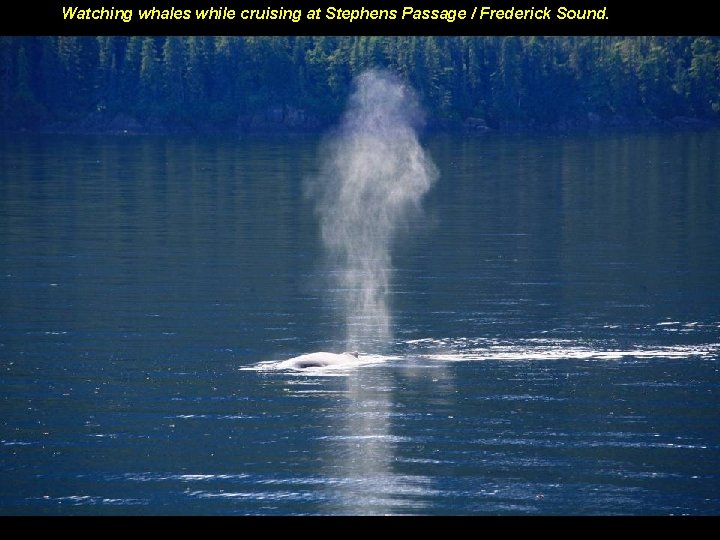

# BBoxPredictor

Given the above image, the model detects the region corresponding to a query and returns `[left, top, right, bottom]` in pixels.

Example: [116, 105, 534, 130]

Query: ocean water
[1, 130, 718, 515]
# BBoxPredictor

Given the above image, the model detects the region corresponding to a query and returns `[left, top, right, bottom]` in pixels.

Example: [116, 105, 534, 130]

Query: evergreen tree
[1, 36, 718, 131]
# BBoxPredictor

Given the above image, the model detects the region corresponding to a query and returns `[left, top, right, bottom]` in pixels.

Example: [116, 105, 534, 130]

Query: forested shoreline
[1, 36, 719, 133]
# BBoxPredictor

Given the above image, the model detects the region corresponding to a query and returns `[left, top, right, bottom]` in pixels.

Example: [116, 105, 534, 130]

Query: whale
[277, 351, 360, 369]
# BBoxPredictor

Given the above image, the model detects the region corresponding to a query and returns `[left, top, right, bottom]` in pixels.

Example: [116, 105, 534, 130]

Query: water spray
[307, 70, 438, 352]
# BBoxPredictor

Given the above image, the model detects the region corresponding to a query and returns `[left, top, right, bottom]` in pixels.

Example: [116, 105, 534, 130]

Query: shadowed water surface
[1, 130, 719, 514]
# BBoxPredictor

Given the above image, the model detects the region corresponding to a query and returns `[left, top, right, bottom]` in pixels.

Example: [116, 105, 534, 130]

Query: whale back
[279, 351, 360, 369]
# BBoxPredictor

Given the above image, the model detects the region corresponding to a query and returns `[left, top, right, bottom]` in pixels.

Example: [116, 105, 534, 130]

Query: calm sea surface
[1, 130, 718, 515]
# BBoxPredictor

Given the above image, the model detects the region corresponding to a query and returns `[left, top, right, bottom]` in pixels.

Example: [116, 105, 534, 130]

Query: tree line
[1, 36, 718, 132]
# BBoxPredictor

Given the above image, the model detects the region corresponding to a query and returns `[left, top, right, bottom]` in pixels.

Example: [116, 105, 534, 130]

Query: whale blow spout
[307, 69, 438, 353]
[278, 351, 360, 370]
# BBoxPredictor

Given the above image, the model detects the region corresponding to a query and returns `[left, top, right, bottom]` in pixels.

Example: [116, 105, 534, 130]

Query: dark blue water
[1, 131, 719, 515]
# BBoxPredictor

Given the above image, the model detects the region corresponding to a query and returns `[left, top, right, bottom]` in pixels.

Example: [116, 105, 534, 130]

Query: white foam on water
[423, 344, 718, 362]
[406, 336, 719, 362]
[244, 341, 717, 373]
[245, 319, 719, 372]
